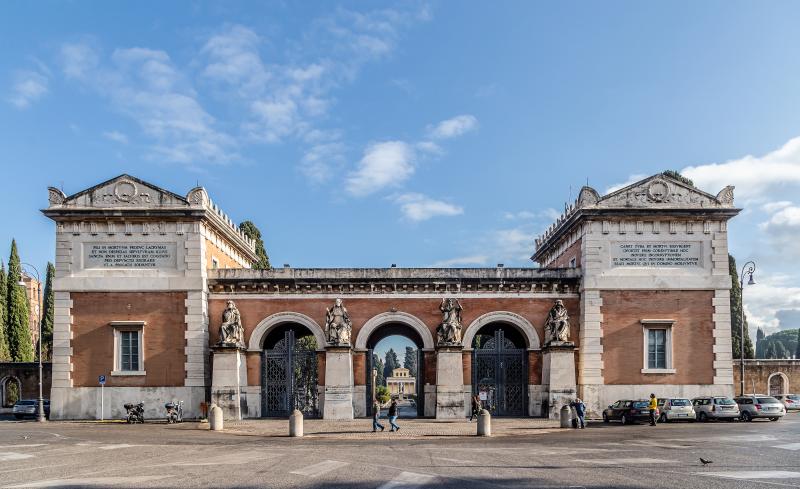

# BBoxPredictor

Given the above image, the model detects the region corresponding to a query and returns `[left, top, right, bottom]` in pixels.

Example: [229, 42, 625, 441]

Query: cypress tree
[756, 328, 766, 358]
[383, 348, 399, 380]
[765, 342, 776, 359]
[796, 329, 800, 359]
[373, 354, 385, 387]
[40, 262, 55, 361]
[6, 240, 33, 362]
[774, 341, 787, 359]
[0, 262, 9, 360]
[729, 255, 754, 359]
[238, 221, 271, 270]
[403, 346, 417, 376]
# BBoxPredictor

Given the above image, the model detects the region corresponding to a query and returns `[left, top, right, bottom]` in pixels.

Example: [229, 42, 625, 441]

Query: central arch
[355, 311, 435, 350]
[462, 311, 540, 350]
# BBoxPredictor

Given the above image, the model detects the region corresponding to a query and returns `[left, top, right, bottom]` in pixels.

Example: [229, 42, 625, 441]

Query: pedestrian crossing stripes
[773, 442, 800, 451]
[582, 458, 676, 465]
[290, 459, 349, 477]
[0, 452, 34, 461]
[699, 471, 800, 480]
[377, 471, 437, 489]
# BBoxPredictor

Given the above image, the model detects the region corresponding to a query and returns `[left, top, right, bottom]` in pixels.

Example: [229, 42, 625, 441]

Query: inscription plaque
[610, 242, 702, 268]
[84, 243, 177, 269]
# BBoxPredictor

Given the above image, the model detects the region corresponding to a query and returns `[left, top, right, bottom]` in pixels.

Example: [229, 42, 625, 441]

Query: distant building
[20, 273, 41, 350]
[386, 368, 416, 399]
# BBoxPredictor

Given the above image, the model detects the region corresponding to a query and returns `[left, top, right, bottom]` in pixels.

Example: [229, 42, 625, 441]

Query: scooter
[124, 402, 144, 423]
[165, 400, 183, 423]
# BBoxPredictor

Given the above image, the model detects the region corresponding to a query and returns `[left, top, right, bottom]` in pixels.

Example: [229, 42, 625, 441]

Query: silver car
[773, 394, 800, 412]
[735, 395, 786, 421]
[657, 398, 696, 422]
[692, 396, 740, 422]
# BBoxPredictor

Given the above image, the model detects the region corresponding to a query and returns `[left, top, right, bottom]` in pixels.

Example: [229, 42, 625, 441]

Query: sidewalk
[200, 417, 561, 439]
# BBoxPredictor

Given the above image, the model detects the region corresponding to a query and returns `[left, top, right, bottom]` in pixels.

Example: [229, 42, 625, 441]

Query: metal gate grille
[472, 330, 526, 416]
[262, 330, 319, 418]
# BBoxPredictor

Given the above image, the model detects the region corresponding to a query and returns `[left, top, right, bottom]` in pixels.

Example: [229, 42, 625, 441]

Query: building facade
[386, 367, 416, 399]
[21, 273, 42, 350]
[44, 173, 740, 420]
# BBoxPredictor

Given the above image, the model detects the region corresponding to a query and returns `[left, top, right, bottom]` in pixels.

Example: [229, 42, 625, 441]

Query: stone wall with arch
[0, 362, 52, 409]
[734, 359, 800, 396]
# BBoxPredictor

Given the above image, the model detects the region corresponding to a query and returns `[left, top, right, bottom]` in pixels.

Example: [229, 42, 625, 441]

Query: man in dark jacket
[388, 398, 400, 432]
[570, 398, 586, 429]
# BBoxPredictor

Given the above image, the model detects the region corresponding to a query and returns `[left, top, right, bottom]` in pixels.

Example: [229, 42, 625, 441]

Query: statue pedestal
[211, 346, 247, 421]
[323, 346, 354, 420]
[435, 346, 465, 419]
[542, 342, 577, 420]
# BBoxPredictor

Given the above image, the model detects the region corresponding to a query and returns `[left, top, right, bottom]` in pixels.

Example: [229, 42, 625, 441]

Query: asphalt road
[1, 413, 799, 488]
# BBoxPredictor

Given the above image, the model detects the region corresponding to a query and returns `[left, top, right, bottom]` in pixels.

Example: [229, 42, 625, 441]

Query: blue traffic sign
[99, 375, 106, 385]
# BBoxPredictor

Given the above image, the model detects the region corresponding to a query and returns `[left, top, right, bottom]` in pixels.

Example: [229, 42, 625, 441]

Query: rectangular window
[120, 331, 139, 371]
[647, 329, 667, 369]
[110, 321, 145, 375]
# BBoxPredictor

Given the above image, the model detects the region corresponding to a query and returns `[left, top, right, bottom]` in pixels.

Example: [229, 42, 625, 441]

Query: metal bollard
[477, 409, 491, 436]
[210, 405, 224, 431]
[289, 409, 304, 437]
[560, 405, 572, 428]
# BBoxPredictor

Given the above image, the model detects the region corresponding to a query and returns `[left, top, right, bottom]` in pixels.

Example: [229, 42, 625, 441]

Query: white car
[773, 394, 800, 412]
[657, 398, 696, 422]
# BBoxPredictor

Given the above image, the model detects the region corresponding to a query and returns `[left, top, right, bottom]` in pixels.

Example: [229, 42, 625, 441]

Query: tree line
[756, 328, 800, 359]
[0, 239, 54, 363]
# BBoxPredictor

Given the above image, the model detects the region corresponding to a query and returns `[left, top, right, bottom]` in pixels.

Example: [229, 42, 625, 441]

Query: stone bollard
[477, 409, 491, 436]
[210, 405, 224, 431]
[289, 409, 304, 437]
[559, 405, 572, 428]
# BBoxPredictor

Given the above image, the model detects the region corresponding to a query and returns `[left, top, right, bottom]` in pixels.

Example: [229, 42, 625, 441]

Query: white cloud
[103, 131, 128, 144]
[300, 141, 346, 184]
[605, 174, 647, 194]
[430, 255, 489, 267]
[61, 42, 98, 79]
[762, 205, 800, 228]
[201, 24, 269, 95]
[415, 140, 443, 156]
[428, 114, 478, 140]
[8, 69, 48, 108]
[393, 193, 464, 221]
[682, 136, 800, 202]
[346, 141, 415, 196]
[503, 208, 561, 221]
[739, 280, 800, 336]
[761, 201, 792, 214]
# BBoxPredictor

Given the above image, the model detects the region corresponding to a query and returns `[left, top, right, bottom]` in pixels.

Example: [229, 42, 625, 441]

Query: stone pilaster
[323, 346, 354, 420]
[210, 346, 247, 420]
[435, 346, 465, 419]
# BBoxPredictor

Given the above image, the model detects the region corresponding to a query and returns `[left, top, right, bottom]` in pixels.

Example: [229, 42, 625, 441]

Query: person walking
[649, 393, 658, 426]
[469, 394, 482, 421]
[372, 399, 385, 432]
[388, 398, 401, 432]
[570, 398, 586, 429]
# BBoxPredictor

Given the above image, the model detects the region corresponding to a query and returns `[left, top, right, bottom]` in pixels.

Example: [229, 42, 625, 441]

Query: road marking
[97, 444, 136, 450]
[5, 475, 172, 488]
[431, 456, 474, 464]
[773, 443, 800, 451]
[0, 452, 34, 461]
[378, 471, 437, 489]
[290, 460, 350, 477]
[699, 471, 800, 480]
[1, 444, 47, 448]
[582, 458, 676, 465]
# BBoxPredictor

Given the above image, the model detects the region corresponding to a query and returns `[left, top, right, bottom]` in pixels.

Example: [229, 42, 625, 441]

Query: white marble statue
[219, 300, 245, 348]
[544, 299, 571, 346]
[325, 298, 352, 346]
[437, 298, 463, 346]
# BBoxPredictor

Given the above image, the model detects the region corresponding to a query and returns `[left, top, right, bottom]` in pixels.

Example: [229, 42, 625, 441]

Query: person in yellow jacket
[649, 393, 658, 426]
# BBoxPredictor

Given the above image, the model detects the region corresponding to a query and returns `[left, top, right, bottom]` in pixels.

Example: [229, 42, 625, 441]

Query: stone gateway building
[43, 173, 740, 420]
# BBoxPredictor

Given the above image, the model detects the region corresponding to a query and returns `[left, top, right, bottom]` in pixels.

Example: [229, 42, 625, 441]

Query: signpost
[99, 375, 106, 421]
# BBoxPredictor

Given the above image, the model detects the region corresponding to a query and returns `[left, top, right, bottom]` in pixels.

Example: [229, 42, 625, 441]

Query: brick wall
[601, 290, 715, 385]
[733, 359, 800, 395]
[70, 292, 188, 387]
[549, 238, 582, 269]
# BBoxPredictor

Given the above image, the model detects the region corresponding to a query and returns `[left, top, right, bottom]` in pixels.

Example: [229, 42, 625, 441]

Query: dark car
[602, 399, 658, 425]
[12, 399, 50, 419]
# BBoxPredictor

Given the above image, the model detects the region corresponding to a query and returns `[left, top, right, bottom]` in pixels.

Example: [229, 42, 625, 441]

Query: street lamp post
[739, 261, 756, 397]
[19, 262, 46, 422]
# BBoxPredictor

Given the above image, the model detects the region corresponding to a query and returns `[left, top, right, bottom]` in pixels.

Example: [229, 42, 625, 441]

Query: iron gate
[472, 329, 526, 416]
[262, 330, 319, 418]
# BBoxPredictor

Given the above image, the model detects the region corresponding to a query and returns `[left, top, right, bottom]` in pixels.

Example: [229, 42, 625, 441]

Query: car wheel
[602, 413, 609, 423]
[621, 414, 628, 425]
[741, 411, 752, 422]
[769, 417, 780, 422]
[699, 412, 708, 422]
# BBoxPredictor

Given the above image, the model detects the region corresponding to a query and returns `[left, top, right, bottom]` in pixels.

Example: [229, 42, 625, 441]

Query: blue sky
[3, 1, 800, 340]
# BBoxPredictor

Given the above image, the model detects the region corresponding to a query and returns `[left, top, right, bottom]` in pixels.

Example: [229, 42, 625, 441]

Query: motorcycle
[124, 402, 144, 424]
[165, 400, 183, 423]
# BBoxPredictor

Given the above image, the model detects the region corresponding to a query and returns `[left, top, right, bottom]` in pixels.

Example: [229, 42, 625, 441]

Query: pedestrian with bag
[388, 398, 401, 432]
[570, 398, 586, 429]
[469, 394, 481, 421]
[372, 399, 385, 432]
[649, 393, 658, 426]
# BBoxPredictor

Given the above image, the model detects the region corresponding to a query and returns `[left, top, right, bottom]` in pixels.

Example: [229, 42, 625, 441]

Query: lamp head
[747, 273, 755, 286]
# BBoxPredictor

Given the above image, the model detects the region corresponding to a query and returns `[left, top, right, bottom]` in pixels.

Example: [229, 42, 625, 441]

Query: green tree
[0, 262, 9, 360]
[796, 329, 800, 359]
[662, 170, 695, 187]
[765, 342, 776, 359]
[373, 354, 385, 387]
[375, 385, 391, 404]
[756, 327, 766, 358]
[40, 262, 55, 361]
[6, 240, 33, 362]
[729, 255, 754, 359]
[403, 346, 417, 376]
[238, 221, 271, 270]
[383, 348, 399, 380]
[774, 341, 787, 359]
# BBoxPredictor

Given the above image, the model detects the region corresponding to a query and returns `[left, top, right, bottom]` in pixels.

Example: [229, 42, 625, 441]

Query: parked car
[602, 399, 658, 425]
[657, 398, 695, 422]
[692, 396, 739, 421]
[734, 395, 786, 421]
[12, 399, 50, 419]
[773, 394, 800, 412]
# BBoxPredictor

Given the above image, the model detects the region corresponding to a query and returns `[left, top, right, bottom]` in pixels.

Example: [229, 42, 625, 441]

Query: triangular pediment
[49, 174, 190, 208]
[591, 174, 734, 209]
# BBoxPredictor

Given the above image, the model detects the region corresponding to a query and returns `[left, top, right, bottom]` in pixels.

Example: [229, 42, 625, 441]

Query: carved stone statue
[325, 298, 352, 346]
[544, 300, 571, 346]
[436, 298, 463, 346]
[219, 300, 245, 348]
